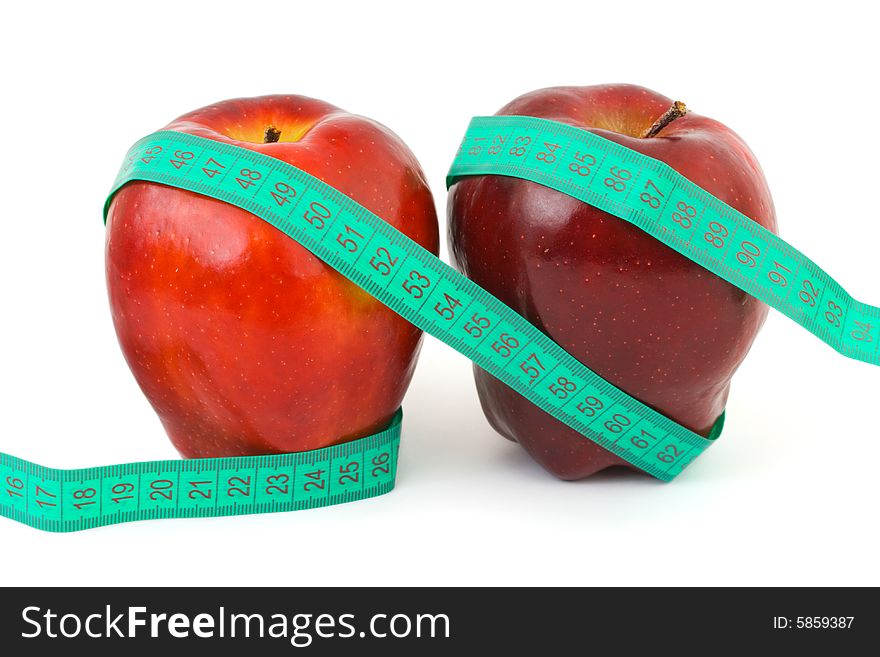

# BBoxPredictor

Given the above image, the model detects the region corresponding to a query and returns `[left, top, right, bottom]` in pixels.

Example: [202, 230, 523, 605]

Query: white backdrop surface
[1, 0, 878, 586]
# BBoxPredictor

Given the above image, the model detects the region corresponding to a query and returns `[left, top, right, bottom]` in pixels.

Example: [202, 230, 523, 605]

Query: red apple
[106, 96, 439, 457]
[448, 84, 777, 479]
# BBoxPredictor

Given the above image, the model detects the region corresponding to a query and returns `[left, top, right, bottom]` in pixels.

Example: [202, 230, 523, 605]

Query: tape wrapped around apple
[447, 84, 778, 479]
[106, 96, 439, 457]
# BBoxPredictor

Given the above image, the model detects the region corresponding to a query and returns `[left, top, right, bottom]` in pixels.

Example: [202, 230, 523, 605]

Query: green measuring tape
[3, 113, 875, 531]
[1, 412, 401, 532]
[449, 116, 880, 365]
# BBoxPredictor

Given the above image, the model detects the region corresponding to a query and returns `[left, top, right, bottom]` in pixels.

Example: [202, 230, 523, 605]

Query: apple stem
[264, 126, 282, 143]
[640, 101, 688, 138]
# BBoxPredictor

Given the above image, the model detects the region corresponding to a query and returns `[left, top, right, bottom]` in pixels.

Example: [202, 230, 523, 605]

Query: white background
[2, 0, 878, 586]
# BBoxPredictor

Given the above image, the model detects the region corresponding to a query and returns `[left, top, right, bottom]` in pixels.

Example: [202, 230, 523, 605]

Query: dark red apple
[106, 96, 438, 457]
[448, 84, 777, 479]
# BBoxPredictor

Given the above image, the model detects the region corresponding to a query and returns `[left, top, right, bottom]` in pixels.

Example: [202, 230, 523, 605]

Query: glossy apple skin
[106, 96, 438, 457]
[448, 84, 777, 479]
